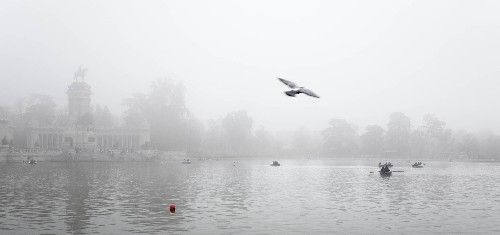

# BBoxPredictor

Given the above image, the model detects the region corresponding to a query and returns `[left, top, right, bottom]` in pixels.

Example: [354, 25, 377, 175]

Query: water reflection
[0, 160, 499, 233]
[64, 164, 92, 233]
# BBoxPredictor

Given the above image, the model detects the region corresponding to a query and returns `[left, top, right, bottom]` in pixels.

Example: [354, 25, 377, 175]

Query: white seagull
[277, 77, 320, 98]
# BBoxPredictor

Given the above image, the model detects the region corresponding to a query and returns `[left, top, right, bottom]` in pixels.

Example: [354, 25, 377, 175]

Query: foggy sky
[1, 0, 500, 133]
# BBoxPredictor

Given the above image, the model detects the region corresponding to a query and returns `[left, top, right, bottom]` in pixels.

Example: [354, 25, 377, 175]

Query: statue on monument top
[73, 66, 88, 82]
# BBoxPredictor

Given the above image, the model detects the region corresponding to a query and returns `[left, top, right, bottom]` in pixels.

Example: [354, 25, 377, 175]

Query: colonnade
[97, 134, 140, 149]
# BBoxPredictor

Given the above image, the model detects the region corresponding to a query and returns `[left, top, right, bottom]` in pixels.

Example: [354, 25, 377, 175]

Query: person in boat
[381, 165, 390, 173]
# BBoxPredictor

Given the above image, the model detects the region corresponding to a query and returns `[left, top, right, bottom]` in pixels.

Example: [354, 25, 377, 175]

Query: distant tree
[203, 120, 225, 154]
[360, 125, 385, 156]
[222, 110, 253, 154]
[253, 127, 270, 155]
[158, 81, 189, 150]
[440, 129, 453, 155]
[385, 112, 411, 156]
[7, 95, 55, 148]
[421, 114, 452, 157]
[0, 106, 12, 120]
[0, 107, 13, 147]
[122, 78, 190, 150]
[185, 117, 204, 154]
[423, 114, 445, 137]
[290, 127, 312, 156]
[322, 118, 359, 156]
[24, 94, 56, 126]
[459, 133, 479, 158]
[480, 134, 500, 160]
[410, 127, 427, 158]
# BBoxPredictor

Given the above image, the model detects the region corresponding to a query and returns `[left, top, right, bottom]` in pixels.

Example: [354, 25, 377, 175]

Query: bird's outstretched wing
[298, 88, 320, 98]
[277, 77, 298, 89]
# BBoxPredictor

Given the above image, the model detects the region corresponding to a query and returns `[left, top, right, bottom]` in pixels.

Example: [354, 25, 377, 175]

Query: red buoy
[169, 204, 176, 213]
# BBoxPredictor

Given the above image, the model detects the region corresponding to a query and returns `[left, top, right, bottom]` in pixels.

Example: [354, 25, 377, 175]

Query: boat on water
[379, 170, 392, 176]
[25, 159, 37, 165]
[379, 164, 392, 176]
[270, 161, 280, 166]
[412, 162, 424, 168]
[378, 162, 393, 168]
[182, 159, 191, 164]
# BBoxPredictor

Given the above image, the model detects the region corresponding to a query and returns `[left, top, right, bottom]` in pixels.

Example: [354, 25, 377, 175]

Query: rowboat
[379, 170, 392, 177]
[412, 162, 424, 168]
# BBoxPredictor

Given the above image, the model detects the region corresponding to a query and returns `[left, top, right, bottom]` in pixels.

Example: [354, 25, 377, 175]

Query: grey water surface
[1, 159, 499, 234]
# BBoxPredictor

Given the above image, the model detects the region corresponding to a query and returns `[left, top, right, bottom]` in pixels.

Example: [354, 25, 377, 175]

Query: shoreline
[1, 152, 499, 163]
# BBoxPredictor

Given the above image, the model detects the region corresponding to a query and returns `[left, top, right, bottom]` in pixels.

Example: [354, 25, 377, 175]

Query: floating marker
[169, 204, 176, 213]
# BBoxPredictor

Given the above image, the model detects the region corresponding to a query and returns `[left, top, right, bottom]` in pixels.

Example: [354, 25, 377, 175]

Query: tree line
[1, 79, 499, 160]
[323, 112, 500, 160]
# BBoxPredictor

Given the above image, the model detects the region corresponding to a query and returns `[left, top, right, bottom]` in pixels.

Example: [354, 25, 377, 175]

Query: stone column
[43, 134, 47, 148]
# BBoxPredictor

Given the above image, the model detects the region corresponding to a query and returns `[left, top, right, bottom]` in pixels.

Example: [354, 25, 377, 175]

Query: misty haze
[1, 1, 500, 234]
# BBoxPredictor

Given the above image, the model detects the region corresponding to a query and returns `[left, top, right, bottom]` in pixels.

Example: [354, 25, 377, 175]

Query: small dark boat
[379, 170, 392, 176]
[182, 159, 191, 164]
[412, 162, 424, 168]
[270, 161, 280, 166]
[379, 163, 392, 176]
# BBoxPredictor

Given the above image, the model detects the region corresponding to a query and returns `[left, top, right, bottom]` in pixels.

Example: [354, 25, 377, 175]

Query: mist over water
[2, 0, 500, 234]
[1, 160, 500, 234]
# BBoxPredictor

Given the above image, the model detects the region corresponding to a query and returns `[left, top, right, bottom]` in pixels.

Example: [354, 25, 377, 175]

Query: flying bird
[277, 77, 320, 98]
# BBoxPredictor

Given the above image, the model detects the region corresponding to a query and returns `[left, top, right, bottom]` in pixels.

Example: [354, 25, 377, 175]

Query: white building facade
[24, 79, 150, 152]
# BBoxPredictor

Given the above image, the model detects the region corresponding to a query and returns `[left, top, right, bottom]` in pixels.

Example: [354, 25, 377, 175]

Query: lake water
[1, 158, 499, 234]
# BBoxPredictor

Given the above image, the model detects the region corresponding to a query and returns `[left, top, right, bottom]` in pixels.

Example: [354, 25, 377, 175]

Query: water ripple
[0, 160, 499, 233]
